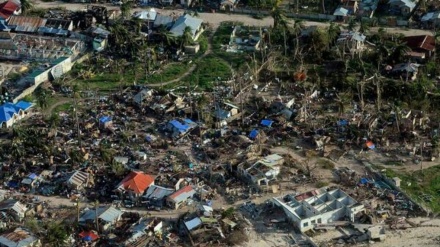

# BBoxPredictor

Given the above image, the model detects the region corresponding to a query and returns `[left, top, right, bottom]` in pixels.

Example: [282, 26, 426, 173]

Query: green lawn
[183, 55, 233, 90]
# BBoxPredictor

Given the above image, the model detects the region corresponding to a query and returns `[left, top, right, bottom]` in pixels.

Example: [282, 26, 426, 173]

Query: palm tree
[347, 18, 357, 31]
[359, 20, 370, 34]
[158, 25, 176, 46]
[271, 0, 289, 30]
[20, 0, 34, 15]
[327, 22, 341, 45]
[180, 26, 194, 49]
[35, 88, 49, 109]
[120, 2, 133, 19]
[391, 43, 411, 63]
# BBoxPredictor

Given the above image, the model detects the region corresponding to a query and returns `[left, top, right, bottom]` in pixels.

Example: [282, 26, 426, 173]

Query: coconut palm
[271, 0, 289, 30]
[20, 0, 34, 15]
[391, 43, 411, 63]
[180, 26, 194, 49]
[120, 2, 133, 19]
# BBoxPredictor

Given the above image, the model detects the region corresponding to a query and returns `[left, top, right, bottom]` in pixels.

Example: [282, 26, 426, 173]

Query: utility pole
[94, 200, 99, 232]
[73, 95, 81, 148]
[76, 199, 80, 224]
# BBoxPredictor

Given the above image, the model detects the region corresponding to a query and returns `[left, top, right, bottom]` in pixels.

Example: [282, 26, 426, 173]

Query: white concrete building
[272, 188, 365, 232]
[238, 154, 284, 186]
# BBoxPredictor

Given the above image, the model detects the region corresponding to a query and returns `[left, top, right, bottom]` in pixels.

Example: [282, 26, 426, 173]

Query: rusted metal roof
[7, 16, 46, 33]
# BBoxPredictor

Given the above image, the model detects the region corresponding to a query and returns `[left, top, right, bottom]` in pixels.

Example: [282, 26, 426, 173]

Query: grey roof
[0, 228, 38, 247]
[421, 12, 440, 22]
[133, 9, 157, 21]
[0, 199, 27, 215]
[333, 7, 349, 16]
[170, 14, 203, 38]
[184, 217, 202, 231]
[154, 14, 174, 28]
[143, 185, 174, 200]
[214, 108, 230, 120]
[80, 206, 122, 223]
[388, 0, 415, 9]
[392, 63, 419, 73]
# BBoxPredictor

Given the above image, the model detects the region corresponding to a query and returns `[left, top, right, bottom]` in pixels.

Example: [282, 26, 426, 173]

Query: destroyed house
[214, 102, 239, 121]
[7, 16, 46, 33]
[79, 206, 122, 231]
[337, 31, 366, 53]
[0, 199, 27, 222]
[125, 218, 163, 246]
[0, 228, 40, 247]
[228, 25, 262, 52]
[404, 35, 435, 60]
[272, 188, 365, 232]
[238, 154, 284, 186]
[67, 170, 90, 190]
[142, 185, 174, 207]
[115, 171, 155, 197]
[167, 185, 196, 209]
[166, 119, 197, 138]
[38, 18, 73, 36]
[0, 32, 85, 61]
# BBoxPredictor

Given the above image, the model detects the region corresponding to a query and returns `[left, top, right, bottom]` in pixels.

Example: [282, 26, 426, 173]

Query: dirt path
[44, 97, 73, 115]
[145, 28, 215, 87]
[35, 0, 433, 37]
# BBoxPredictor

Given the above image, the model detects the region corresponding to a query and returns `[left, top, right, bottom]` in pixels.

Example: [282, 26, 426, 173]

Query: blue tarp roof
[169, 120, 189, 132]
[15, 101, 33, 111]
[28, 173, 38, 180]
[99, 116, 112, 123]
[260, 119, 274, 127]
[249, 129, 259, 139]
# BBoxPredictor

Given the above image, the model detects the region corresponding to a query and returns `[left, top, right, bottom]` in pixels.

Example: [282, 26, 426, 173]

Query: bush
[315, 181, 329, 188]
[318, 159, 335, 170]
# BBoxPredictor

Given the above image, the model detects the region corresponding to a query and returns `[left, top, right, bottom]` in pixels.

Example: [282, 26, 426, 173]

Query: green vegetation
[317, 158, 335, 170]
[315, 181, 329, 188]
[53, 103, 72, 113]
[184, 56, 232, 90]
[382, 166, 440, 213]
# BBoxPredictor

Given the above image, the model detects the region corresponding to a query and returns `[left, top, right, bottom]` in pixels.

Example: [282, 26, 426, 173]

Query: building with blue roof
[0, 100, 33, 128]
[167, 118, 197, 139]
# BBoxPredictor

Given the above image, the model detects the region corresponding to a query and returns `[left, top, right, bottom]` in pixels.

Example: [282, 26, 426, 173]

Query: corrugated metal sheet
[99, 206, 122, 222]
[0, 228, 37, 247]
[7, 16, 46, 33]
[144, 185, 174, 200]
[68, 170, 89, 187]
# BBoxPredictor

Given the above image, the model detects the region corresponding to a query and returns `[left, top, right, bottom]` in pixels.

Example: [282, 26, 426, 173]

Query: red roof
[404, 35, 436, 52]
[0, 1, 20, 20]
[118, 171, 154, 194]
[79, 231, 99, 241]
[169, 185, 194, 200]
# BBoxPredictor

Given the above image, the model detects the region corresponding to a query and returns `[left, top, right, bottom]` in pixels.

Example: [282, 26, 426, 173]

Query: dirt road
[35, 1, 432, 36]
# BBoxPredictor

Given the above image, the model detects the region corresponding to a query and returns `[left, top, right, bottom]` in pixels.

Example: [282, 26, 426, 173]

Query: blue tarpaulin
[7, 181, 18, 188]
[359, 178, 370, 184]
[260, 119, 274, 127]
[28, 173, 38, 180]
[337, 119, 348, 126]
[99, 116, 112, 123]
[249, 129, 259, 139]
